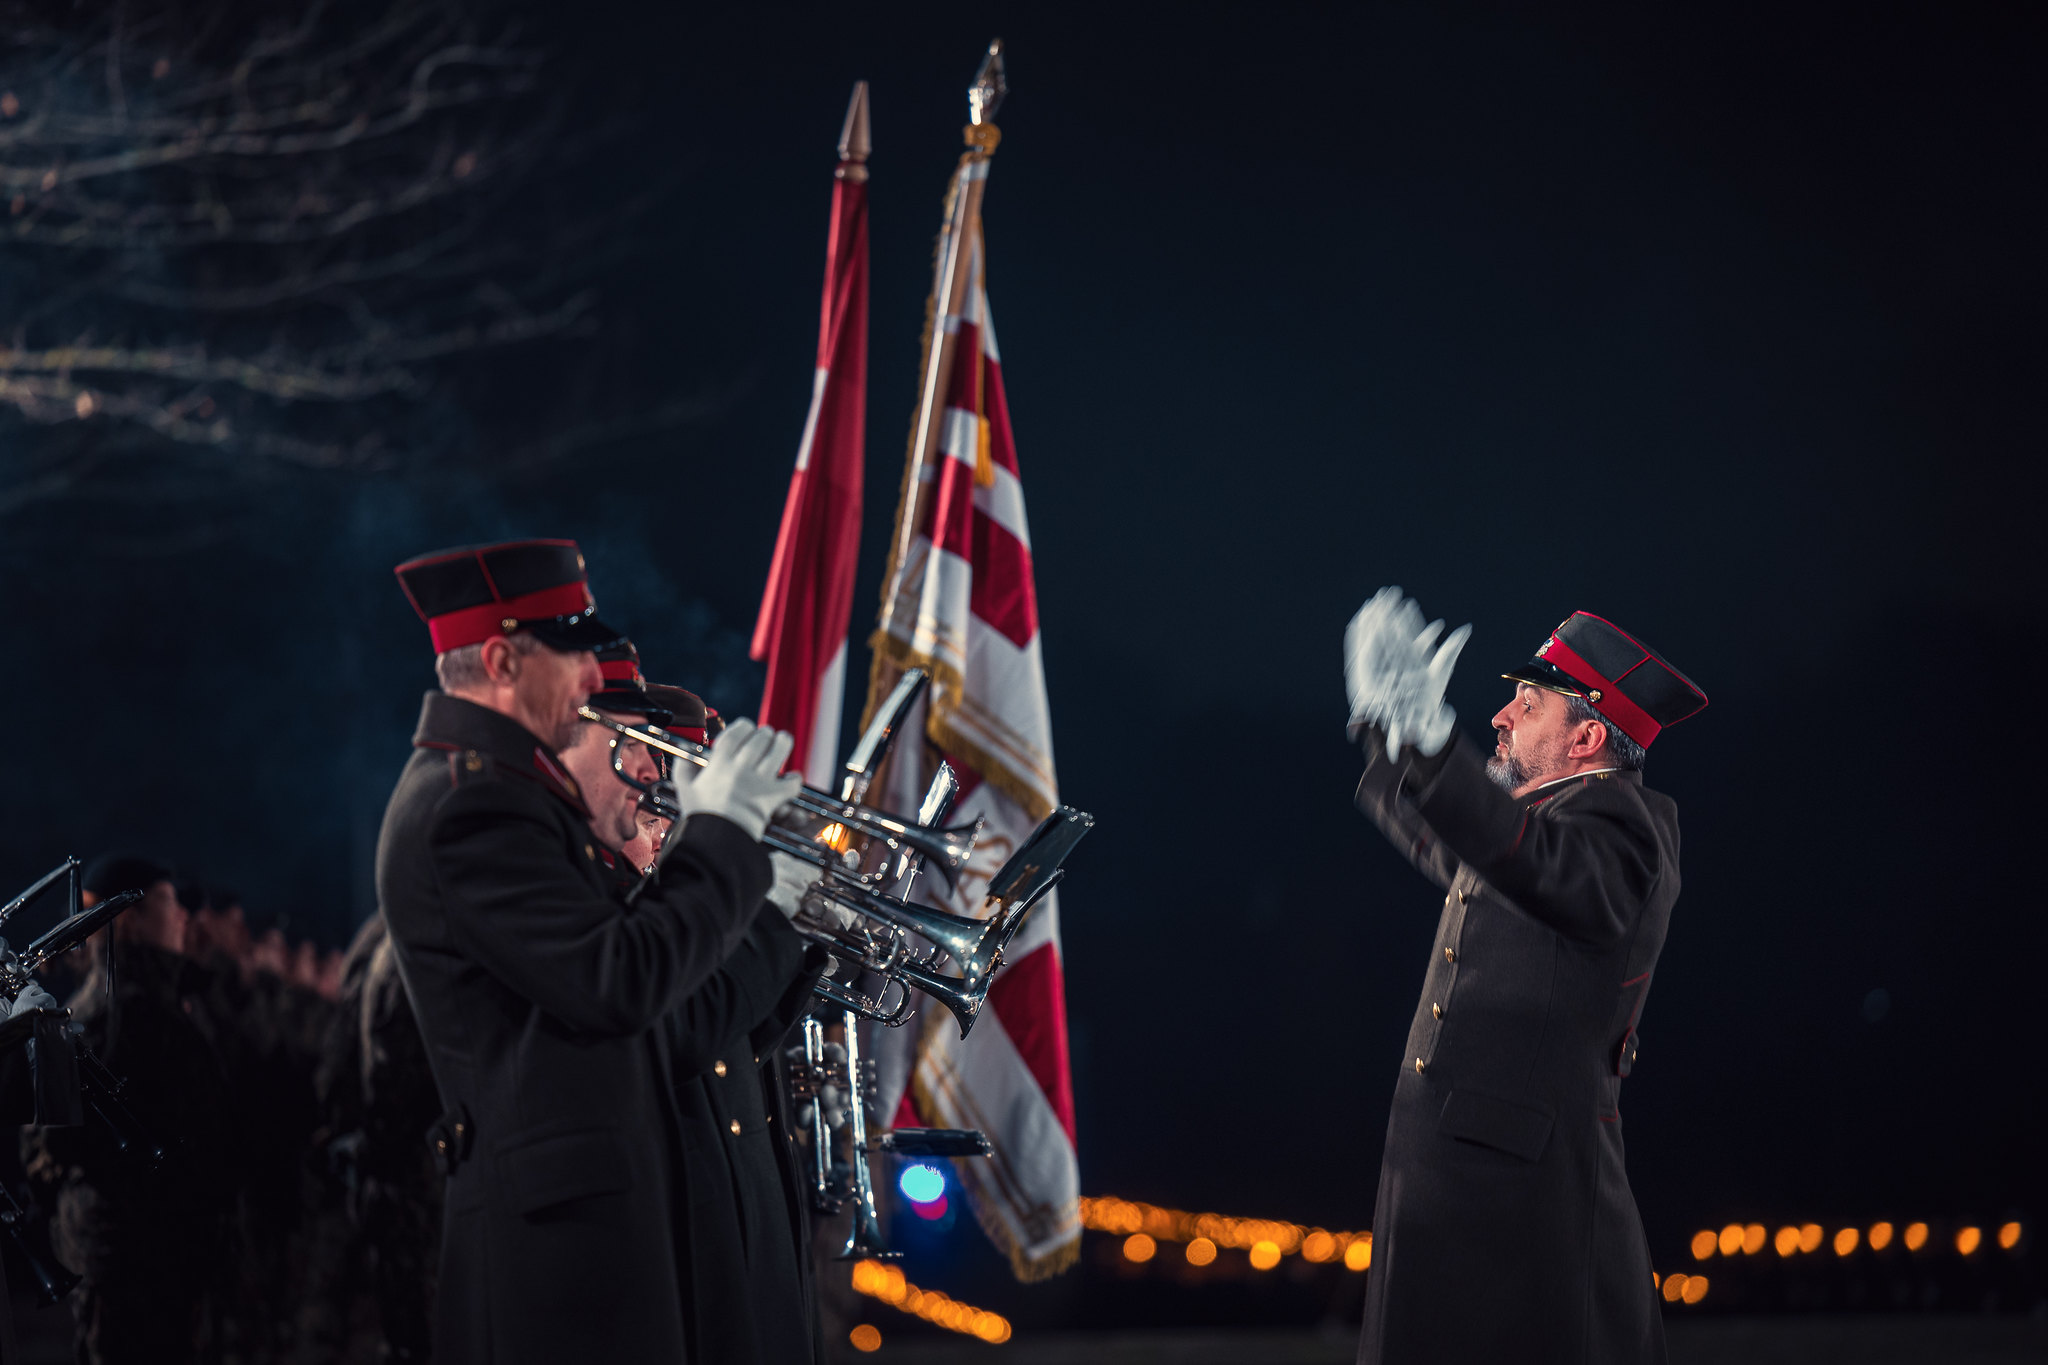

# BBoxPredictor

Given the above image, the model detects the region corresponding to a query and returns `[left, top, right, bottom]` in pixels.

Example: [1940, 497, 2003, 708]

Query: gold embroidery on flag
[865, 628, 1057, 823]
[975, 413, 996, 488]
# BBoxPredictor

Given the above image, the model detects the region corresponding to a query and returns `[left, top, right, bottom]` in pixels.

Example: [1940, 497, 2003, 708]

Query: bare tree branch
[0, 0, 640, 489]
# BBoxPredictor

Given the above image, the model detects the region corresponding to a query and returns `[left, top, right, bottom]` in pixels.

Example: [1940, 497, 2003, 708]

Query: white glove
[765, 852, 817, 921]
[768, 853, 863, 931]
[1344, 586, 1471, 761]
[663, 718, 803, 843]
[6, 982, 59, 1019]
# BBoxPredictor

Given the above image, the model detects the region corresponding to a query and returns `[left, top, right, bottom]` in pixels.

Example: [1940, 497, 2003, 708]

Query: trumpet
[795, 804, 1092, 1038]
[577, 675, 984, 894]
[756, 669, 1093, 1262]
[788, 1009, 994, 1260]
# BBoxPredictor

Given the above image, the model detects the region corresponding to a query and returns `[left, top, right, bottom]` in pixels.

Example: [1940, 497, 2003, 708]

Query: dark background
[2, 0, 2041, 1317]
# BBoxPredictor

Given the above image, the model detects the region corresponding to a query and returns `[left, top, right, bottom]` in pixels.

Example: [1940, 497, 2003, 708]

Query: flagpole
[874, 41, 1007, 659]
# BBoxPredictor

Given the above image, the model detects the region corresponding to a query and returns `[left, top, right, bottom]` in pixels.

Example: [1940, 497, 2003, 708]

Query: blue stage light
[899, 1164, 945, 1205]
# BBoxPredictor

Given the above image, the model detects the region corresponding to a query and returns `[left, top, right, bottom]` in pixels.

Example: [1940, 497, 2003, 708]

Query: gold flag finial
[969, 39, 1006, 127]
[837, 80, 872, 182]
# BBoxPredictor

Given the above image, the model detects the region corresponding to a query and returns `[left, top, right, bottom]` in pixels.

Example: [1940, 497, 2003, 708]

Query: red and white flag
[865, 108, 1079, 1279]
[752, 83, 870, 784]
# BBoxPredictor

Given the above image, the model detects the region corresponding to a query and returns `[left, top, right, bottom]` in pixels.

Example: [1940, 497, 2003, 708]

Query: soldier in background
[173, 881, 264, 1362]
[557, 651, 835, 1360]
[307, 911, 442, 1364]
[557, 640, 674, 894]
[642, 678, 835, 1365]
[299, 908, 432, 1365]
[22, 853, 230, 1365]
[355, 919, 443, 1362]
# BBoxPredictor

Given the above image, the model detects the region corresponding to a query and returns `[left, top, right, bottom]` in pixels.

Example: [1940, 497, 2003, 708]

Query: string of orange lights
[1078, 1195, 1374, 1270]
[850, 1259, 1013, 1350]
[843, 1203, 2027, 1350]
[1689, 1219, 2024, 1261]
[1080, 1197, 2027, 1311]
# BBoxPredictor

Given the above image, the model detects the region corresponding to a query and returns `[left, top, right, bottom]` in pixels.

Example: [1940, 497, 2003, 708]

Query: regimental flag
[864, 97, 1079, 1281]
[752, 83, 871, 784]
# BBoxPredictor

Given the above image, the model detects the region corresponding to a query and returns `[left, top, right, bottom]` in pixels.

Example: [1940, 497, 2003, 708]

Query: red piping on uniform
[473, 550, 502, 603]
[1535, 636, 1664, 749]
[394, 539, 581, 572]
[1508, 812, 1531, 856]
[1620, 971, 1650, 988]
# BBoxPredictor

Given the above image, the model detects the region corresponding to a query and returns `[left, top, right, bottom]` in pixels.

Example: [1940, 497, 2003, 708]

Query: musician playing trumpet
[556, 642, 834, 1364]
[381, 540, 802, 1365]
[1343, 589, 1707, 1365]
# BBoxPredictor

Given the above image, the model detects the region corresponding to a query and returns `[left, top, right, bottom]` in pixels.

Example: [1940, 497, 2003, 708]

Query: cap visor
[586, 690, 673, 728]
[521, 613, 625, 653]
[1501, 659, 1588, 697]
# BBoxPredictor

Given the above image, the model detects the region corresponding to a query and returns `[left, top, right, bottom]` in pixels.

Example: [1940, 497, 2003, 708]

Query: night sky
[2, 0, 2041, 1314]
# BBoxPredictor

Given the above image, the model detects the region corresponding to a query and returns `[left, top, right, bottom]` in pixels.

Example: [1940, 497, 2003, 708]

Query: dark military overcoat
[376, 693, 769, 1365]
[601, 845, 831, 1365]
[656, 907, 827, 1365]
[1353, 732, 1679, 1365]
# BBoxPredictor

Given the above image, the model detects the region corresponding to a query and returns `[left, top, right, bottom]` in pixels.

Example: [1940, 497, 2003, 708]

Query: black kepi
[394, 539, 622, 654]
[1501, 611, 1707, 749]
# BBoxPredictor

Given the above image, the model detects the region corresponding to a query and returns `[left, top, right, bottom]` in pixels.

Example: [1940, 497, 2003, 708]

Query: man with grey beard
[1341, 590, 1707, 1365]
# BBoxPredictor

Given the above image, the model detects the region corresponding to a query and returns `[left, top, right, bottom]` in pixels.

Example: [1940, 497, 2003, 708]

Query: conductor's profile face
[1488, 682, 1581, 796]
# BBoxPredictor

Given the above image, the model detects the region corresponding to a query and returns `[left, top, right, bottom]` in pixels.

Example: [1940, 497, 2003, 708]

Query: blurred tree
[0, 0, 695, 519]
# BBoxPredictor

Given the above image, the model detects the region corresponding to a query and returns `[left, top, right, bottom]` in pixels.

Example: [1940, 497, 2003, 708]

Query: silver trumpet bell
[799, 804, 1092, 1037]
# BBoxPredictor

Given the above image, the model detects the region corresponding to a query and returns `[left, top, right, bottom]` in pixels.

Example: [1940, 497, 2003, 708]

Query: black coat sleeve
[664, 908, 826, 1078]
[1406, 735, 1662, 948]
[431, 786, 770, 1038]
[1354, 729, 1461, 892]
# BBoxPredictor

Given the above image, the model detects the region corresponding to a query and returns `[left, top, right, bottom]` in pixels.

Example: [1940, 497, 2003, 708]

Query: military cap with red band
[1501, 611, 1707, 749]
[394, 539, 623, 655]
[588, 640, 673, 726]
[644, 684, 717, 745]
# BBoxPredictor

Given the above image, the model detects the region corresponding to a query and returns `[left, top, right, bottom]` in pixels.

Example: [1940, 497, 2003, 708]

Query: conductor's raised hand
[667, 718, 803, 842]
[1343, 587, 1470, 760]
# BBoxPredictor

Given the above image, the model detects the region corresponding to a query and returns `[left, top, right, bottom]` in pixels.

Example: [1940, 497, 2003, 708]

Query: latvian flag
[866, 153, 1078, 1279]
[752, 84, 870, 784]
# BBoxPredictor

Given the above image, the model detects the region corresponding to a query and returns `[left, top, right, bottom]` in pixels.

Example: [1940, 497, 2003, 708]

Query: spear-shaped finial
[968, 39, 1006, 127]
[837, 80, 871, 182]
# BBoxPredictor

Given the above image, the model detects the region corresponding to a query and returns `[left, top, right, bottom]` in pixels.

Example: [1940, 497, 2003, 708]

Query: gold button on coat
[713, 1060, 727, 1078]
[1414, 1058, 1427, 1075]
[1444, 947, 1456, 963]
[729, 1119, 741, 1136]
[1432, 1002, 1443, 1019]
[1457, 889, 1467, 903]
